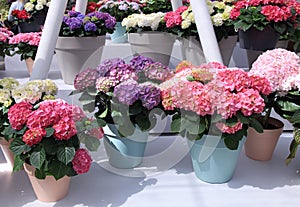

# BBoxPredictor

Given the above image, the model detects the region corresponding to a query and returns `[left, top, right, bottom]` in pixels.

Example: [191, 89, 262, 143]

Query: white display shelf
[0, 133, 300, 207]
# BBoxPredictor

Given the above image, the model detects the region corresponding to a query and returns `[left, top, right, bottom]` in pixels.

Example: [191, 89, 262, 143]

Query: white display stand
[0, 133, 299, 207]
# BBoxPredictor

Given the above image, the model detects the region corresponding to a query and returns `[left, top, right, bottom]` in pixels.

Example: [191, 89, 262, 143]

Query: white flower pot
[128, 32, 176, 66]
[181, 35, 237, 66]
[55, 36, 106, 84]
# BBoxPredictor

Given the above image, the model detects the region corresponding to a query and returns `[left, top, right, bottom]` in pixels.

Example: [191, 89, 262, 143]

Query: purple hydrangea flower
[63, 16, 70, 25]
[142, 62, 173, 82]
[114, 79, 140, 105]
[105, 16, 116, 29]
[74, 68, 99, 90]
[130, 55, 155, 71]
[77, 14, 85, 20]
[69, 17, 83, 30]
[130, 2, 140, 10]
[68, 11, 81, 18]
[118, 4, 128, 11]
[84, 21, 97, 32]
[139, 83, 161, 110]
[107, 64, 137, 83]
[97, 58, 125, 76]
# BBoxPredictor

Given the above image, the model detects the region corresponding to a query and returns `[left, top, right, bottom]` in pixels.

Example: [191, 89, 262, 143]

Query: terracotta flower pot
[244, 117, 284, 161]
[24, 164, 70, 202]
[0, 138, 14, 169]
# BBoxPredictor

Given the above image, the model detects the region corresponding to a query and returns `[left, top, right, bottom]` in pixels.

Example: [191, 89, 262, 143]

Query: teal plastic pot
[103, 124, 148, 169]
[188, 135, 245, 184]
[110, 22, 127, 43]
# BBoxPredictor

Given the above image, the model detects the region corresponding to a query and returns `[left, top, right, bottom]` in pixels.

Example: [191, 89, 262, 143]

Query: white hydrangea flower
[37, 0, 47, 5]
[181, 20, 191, 29]
[211, 13, 224, 26]
[24, 2, 35, 12]
[35, 3, 44, 11]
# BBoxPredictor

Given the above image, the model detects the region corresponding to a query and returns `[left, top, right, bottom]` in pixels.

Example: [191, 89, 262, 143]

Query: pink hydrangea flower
[216, 122, 243, 134]
[22, 128, 46, 146]
[238, 89, 265, 116]
[53, 116, 77, 140]
[8, 101, 32, 130]
[72, 148, 92, 174]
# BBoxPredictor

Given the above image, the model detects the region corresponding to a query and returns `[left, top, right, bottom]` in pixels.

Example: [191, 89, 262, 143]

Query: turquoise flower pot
[103, 124, 148, 169]
[110, 22, 128, 43]
[188, 135, 245, 184]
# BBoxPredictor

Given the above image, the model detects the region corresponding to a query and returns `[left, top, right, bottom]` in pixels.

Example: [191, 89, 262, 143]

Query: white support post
[189, 0, 223, 63]
[170, 0, 183, 11]
[30, 0, 68, 80]
[75, 0, 88, 14]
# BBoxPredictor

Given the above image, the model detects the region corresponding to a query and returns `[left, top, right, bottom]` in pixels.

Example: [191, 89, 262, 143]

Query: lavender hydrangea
[69, 17, 83, 30]
[84, 21, 97, 32]
[74, 68, 99, 90]
[97, 58, 125, 76]
[139, 83, 161, 110]
[142, 62, 173, 82]
[130, 55, 154, 71]
[107, 64, 137, 84]
[114, 79, 140, 105]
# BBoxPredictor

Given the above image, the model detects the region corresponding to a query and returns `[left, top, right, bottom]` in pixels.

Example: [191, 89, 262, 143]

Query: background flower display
[165, 1, 236, 41]
[0, 28, 14, 57]
[11, 9, 31, 23]
[8, 32, 41, 61]
[161, 61, 271, 149]
[122, 12, 166, 32]
[24, 0, 51, 16]
[230, 0, 300, 36]
[73, 56, 173, 136]
[59, 11, 116, 37]
[99, 0, 141, 22]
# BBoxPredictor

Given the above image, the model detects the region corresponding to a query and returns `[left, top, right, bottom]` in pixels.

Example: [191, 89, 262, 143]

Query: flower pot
[0, 138, 14, 169]
[25, 58, 34, 75]
[244, 117, 284, 161]
[110, 22, 127, 43]
[18, 22, 42, 33]
[128, 32, 176, 66]
[24, 163, 70, 203]
[247, 40, 289, 67]
[55, 36, 105, 84]
[103, 124, 148, 169]
[181, 35, 237, 66]
[239, 27, 280, 51]
[188, 135, 245, 184]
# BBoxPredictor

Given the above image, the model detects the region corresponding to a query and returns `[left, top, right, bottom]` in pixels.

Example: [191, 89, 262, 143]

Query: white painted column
[189, 0, 223, 63]
[75, 0, 88, 14]
[171, 0, 183, 11]
[30, 0, 68, 80]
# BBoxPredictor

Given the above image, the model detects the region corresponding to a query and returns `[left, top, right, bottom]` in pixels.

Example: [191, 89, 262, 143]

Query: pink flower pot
[24, 164, 71, 202]
[25, 58, 34, 75]
[244, 117, 284, 161]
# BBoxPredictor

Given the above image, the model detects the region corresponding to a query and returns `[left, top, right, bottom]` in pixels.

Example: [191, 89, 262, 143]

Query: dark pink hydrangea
[74, 68, 99, 90]
[22, 128, 46, 146]
[53, 117, 77, 140]
[72, 148, 92, 174]
[8, 101, 32, 130]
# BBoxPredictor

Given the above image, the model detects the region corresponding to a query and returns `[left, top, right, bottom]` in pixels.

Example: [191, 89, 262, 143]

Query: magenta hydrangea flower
[139, 83, 161, 110]
[72, 148, 92, 174]
[114, 79, 140, 105]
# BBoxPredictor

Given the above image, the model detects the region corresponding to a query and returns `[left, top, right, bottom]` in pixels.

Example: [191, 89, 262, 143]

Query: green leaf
[45, 128, 54, 137]
[84, 135, 100, 151]
[135, 115, 151, 131]
[286, 139, 299, 165]
[294, 128, 300, 144]
[118, 123, 135, 137]
[42, 138, 58, 155]
[171, 116, 181, 132]
[30, 148, 46, 170]
[83, 102, 96, 113]
[249, 118, 264, 133]
[35, 168, 46, 179]
[211, 114, 223, 123]
[236, 112, 250, 124]
[291, 111, 300, 124]
[57, 147, 76, 165]
[224, 137, 239, 150]
[129, 102, 142, 115]
[13, 155, 24, 172]
[10, 139, 31, 155]
[69, 90, 82, 96]
[79, 91, 95, 105]
[48, 160, 69, 180]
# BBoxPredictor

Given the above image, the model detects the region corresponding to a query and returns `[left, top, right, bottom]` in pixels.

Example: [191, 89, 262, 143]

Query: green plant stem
[263, 107, 272, 128]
